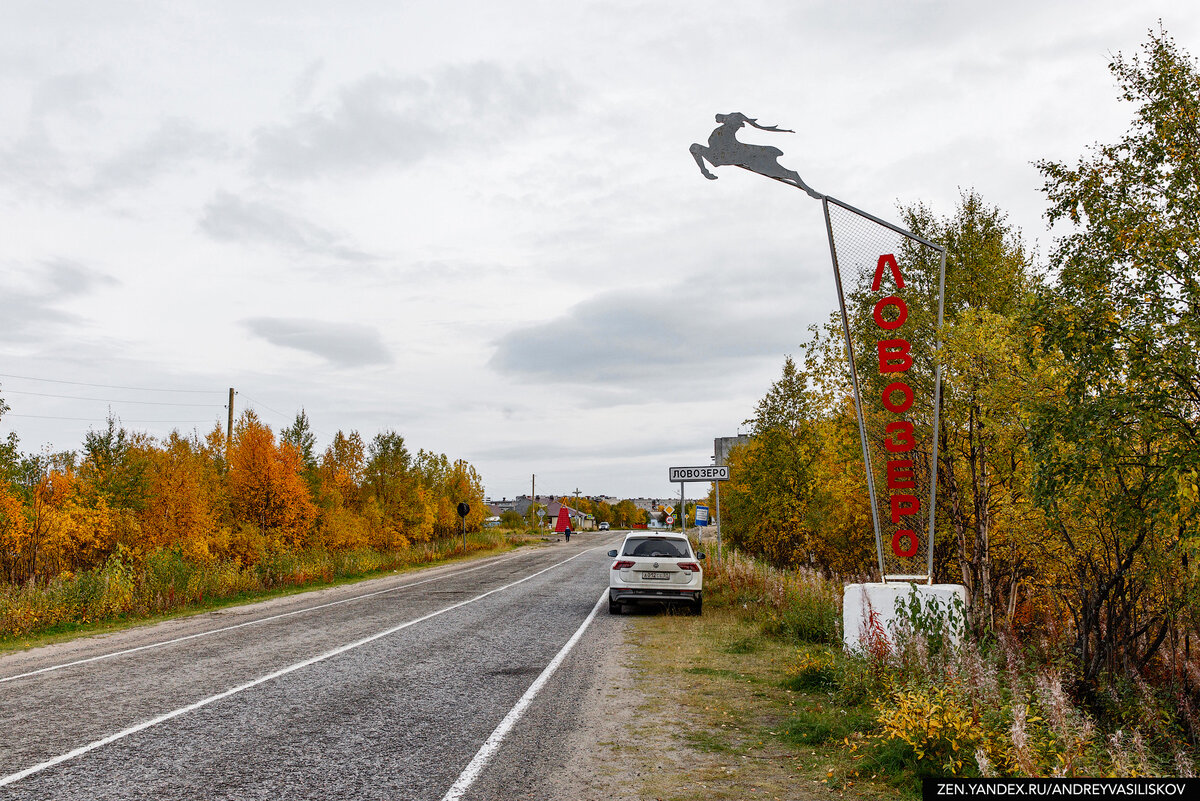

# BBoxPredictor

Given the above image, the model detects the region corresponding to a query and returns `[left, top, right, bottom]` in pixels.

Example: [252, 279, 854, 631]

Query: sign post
[456, 502, 470, 550]
[669, 466, 730, 552]
[715, 480, 722, 554]
[680, 482, 684, 532]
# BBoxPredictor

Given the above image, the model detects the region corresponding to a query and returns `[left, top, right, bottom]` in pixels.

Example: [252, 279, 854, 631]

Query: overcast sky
[1, 1, 1196, 501]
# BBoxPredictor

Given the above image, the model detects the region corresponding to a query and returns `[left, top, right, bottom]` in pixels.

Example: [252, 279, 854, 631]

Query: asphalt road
[0, 532, 629, 800]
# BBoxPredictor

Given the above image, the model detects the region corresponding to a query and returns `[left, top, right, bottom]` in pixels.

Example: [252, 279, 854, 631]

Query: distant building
[714, 435, 751, 467]
[486, 497, 518, 516]
[629, 498, 662, 512]
[496, 495, 595, 529]
[511, 495, 555, 517]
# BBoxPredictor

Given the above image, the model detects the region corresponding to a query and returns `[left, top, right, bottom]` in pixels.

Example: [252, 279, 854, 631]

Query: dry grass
[623, 606, 901, 801]
[0, 529, 539, 649]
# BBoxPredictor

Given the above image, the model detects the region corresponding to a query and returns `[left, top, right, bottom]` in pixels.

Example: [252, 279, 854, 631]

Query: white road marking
[440, 587, 608, 801]
[0, 547, 600, 789]
[0, 550, 531, 684]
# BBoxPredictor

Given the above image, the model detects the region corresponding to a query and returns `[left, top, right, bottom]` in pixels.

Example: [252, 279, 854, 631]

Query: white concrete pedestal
[842, 582, 968, 652]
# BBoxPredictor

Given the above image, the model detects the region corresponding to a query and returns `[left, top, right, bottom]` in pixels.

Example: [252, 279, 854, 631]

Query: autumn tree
[613, 499, 645, 528]
[281, 409, 320, 498]
[0, 394, 25, 581]
[280, 409, 318, 471]
[302, 429, 367, 550]
[894, 192, 1046, 631]
[593, 500, 614, 527]
[448, 459, 487, 532]
[721, 357, 823, 566]
[138, 430, 224, 561]
[363, 431, 415, 549]
[79, 415, 150, 512]
[319, 430, 366, 511]
[227, 410, 316, 552]
[0, 392, 20, 486]
[2, 450, 117, 580]
[1030, 27, 1200, 682]
[0, 483, 22, 583]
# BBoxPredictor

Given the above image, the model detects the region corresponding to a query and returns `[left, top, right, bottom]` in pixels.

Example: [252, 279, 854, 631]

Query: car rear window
[621, 537, 690, 558]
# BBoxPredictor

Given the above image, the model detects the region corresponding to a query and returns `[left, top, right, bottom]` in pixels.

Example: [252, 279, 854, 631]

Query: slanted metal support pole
[823, 198, 885, 579]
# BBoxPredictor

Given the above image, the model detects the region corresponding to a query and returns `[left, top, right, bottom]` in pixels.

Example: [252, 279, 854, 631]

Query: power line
[2, 389, 225, 407]
[7, 414, 218, 423]
[239, 393, 335, 441]
[239, 393, 291, 422]
[0, 373, 216, 394]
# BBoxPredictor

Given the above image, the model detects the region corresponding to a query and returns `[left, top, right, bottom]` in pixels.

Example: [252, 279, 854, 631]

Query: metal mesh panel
[824, 198, 945, 581]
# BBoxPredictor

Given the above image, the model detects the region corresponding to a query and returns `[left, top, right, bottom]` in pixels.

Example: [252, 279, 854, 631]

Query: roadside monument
[690, 113, 966, 648]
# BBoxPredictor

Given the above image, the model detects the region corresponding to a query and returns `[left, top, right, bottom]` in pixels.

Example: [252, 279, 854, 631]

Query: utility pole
[227, 388, 235, 457]
[711, 455, 722, 555]
[531, 473, 536, 527]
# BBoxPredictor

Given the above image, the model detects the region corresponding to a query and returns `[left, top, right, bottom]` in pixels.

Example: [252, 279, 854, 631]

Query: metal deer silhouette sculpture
[690, 112, 821, 199]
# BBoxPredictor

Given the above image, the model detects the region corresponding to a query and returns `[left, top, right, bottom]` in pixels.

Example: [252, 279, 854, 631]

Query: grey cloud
[30, 71, 110, 121]
[0, 258, 119, 342]
[242, 317, 392, 367]
[251, 63, 576, 179]
[42, 258, 119, 297]
[200, 192, 374, 262]
[0, 71, 110, 192]
[291, 60, 324, 107]
[2, 71, 224, 200]
[474, 435, 694, 462]
[0, 290, 75, 341]
[489, 283, 802, 392]
[85, 118, 228, 196]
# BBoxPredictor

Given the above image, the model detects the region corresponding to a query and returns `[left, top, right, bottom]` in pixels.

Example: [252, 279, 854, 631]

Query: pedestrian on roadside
[564, 526, 571, 543]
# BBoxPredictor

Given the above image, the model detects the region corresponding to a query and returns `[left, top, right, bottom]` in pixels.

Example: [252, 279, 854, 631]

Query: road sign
[695, 505, 710, 526]
[456, 502, 470, 549]
[666, 515, 675, 526]
[663, 505, 675, 516]
[669, 465, 729, 482]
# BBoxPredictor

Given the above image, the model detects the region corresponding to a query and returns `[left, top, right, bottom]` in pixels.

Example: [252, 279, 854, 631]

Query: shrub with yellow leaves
[872, 685, 1001, 776]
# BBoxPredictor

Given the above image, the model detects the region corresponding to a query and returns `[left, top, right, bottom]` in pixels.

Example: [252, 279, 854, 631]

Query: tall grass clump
[705, 548, 841, 644]
[0, 528, 533, 641]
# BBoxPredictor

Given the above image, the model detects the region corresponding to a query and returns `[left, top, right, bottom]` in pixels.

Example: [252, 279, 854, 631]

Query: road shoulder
[556, 607, 893, 801]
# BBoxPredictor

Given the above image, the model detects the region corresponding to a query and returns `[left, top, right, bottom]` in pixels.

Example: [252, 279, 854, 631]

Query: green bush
[782, 648, 839, 691]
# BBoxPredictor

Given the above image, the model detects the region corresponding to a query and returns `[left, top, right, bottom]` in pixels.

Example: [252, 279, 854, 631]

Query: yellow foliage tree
[137, 432, 223, 563]
[227, 411, 316, 551]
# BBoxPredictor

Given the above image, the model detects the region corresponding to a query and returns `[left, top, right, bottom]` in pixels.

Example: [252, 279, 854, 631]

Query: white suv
[607, 533, 704, 615]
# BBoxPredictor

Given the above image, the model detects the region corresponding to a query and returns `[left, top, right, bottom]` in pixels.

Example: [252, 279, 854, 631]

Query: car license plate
[642, 571, 670, 580]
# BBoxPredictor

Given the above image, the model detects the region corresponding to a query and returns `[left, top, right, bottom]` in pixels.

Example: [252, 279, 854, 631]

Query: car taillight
[677, 562, 701, 572]
[612, 560, 635, 570]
